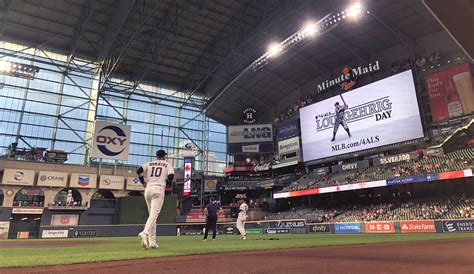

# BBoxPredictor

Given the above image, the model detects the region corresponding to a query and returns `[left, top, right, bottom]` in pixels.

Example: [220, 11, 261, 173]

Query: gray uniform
[140, 159, 174, 246]
[332, 104, 351, 141]
[236, 202, 248, 237]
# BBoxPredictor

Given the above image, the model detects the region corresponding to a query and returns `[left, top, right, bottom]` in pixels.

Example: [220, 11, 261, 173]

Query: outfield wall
[38, 218, 474, 238]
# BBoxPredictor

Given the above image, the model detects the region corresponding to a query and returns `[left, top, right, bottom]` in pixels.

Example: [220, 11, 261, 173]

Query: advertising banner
[37, 171, 68, 187]
[442, 220, 474, 232]
[183, 157, 192, 196]
[1, 169, 35, 186]
[272, 160, 299, 169]
[400, 220, 436, 233]
[334, 223, 361, 233]
[274, 180, 387, 199]
[276, 119, 300, 141]
[228, 124, 273, 144]
[439, 170, 466, 180]
[424, 64, 474, 122]
[242, 144, 259, 153]
[246, 228, 262, 235]
[426, 173, 441, 181]
[50, 214, 79, 226]
[91, 121, 131, 160]
[268, 220, 306, 229]
[364, 222, 395, 233]
[265, 228, 290, 234]
[204, 179, 217, 192]
[227, 143, 273, 154]
[373, 151, 418, 166]
[308, 224, 330, 233]
[332, 160, 369, 173]
[12, 208, 43, 214]
[41, 230, 68, 238]
[73, 229, 97, 237]
[300, 70, 424, 161]
[126, 177, 145, 191]
[69, 173, 97, 189]
[386, 175, 426, 186]
[278, 137, 300, 155]
[315, 167, 329, 175]
[0, 222, 10, 239]
[99, 175, 125, 190]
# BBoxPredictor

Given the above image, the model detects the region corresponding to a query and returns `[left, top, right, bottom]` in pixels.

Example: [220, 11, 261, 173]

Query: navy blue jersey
[206, 202, 220, 216]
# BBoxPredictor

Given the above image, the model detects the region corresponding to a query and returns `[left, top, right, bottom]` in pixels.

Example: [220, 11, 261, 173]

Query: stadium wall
[38, 218, 474, 238]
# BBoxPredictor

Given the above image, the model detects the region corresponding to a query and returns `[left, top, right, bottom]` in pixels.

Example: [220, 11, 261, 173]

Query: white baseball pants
[236, 214, 247, 236]
[142, 185, 165, 244]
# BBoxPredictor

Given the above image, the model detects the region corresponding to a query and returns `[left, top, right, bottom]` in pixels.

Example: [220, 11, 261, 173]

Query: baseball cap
[334, 102, 340, 106]
[156, 149, 167, 157]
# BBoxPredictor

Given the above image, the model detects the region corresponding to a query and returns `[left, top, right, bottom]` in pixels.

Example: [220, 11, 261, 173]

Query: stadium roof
[0, 0, 444, 125]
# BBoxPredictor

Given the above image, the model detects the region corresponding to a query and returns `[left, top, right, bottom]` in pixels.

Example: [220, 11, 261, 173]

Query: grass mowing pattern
[0, 233, 473, 268]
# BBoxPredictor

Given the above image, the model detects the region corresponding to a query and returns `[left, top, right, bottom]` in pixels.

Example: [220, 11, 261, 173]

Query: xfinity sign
[228, 124, 273, 143]
[91, 121, 131, 160]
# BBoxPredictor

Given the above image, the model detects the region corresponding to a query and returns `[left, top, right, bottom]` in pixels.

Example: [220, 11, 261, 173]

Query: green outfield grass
[0, 233, 473, 268]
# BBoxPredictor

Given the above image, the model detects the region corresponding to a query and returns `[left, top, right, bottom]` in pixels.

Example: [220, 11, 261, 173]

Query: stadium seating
[278, 147, 474, 193]
[265, 196, 474, 223]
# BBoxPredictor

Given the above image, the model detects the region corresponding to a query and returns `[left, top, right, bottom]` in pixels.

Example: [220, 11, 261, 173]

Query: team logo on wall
[78, 175, 90, 186]
[91, 121, 131, 160]
[243, 108, 257, 124]
[14, 171, 24, 181]
[339, 66, 357, 91]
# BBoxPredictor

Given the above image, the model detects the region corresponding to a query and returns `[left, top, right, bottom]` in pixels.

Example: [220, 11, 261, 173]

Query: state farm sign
[400, 221, 436, 233]
[364, 222, 394, 233]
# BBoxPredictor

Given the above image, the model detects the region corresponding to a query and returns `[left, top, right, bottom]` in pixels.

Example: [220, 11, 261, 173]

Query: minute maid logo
[78, 175, 90, 186]
[316, 61, 381, 93]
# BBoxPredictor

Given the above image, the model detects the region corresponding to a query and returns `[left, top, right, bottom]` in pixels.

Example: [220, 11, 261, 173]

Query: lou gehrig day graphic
[300, 70, 424, 161]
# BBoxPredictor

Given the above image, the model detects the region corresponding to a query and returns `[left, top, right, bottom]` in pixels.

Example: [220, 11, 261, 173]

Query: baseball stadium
[0, 0, 473, 273]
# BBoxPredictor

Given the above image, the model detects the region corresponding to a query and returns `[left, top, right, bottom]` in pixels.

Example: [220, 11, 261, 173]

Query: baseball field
[1, 233, 473, 273]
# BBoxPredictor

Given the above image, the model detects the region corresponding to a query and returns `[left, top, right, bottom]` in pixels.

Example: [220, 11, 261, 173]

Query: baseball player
[137, 149, 174, 249]
[331, 102, 351, 142]
[236, 199, 248, 240]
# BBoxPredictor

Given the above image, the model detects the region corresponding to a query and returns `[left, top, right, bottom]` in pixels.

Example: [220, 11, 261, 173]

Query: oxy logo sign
[91, 121, 131, 160]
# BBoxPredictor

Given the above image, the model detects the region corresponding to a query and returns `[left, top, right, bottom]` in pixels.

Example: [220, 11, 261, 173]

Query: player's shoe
[138, 232, 149, 249]
[331, 138, 335, 142]
[202, 239, 207, 241]
[149, 242, 159, 249]
[240, 235, 246, 240]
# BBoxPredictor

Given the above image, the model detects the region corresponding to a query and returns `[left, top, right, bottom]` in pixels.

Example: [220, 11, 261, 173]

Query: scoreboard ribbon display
[183, 157, 193, 196]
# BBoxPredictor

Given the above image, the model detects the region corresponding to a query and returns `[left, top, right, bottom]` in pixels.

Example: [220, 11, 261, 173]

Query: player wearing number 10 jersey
[137, 149, 174, 249]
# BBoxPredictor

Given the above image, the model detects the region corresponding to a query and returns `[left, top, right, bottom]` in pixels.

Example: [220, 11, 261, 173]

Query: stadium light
[267, 43, 283, 58]
[346, 3, 363, 19]
[0, 59, 39, 79]
[301, 21, 319, 37]
[252, 2, 368, 71]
